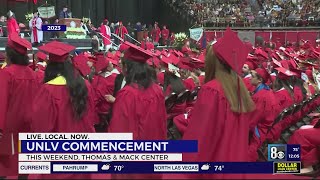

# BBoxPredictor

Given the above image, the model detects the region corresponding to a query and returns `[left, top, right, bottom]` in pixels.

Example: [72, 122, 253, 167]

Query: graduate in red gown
[181, 40, 194, 57]
[288, 125, 320, 174]
[115, 22, 128, 41]
[273, 67, 296, 109]
[161, 25, 169, 46]
[173, 28, 255, 179]
[108, 42, 167, 179]
[151, 22, 161, 45]
[267, 67, 296, 141]
[248, 68, 280, 161]
[242, 60, 256, 93]
[0, 35, 39, 177]
[92, 55, 117, 117]
[100, 19, 112, 52]
[33, 51, 47, 83]
[179, 68, 196, 91]
[169, 32, 175, 46]
[6, 11, 19, 41]
[140, 37, 154, 50]
[163, 71, 187, 118]
[29, 41, 97, 179]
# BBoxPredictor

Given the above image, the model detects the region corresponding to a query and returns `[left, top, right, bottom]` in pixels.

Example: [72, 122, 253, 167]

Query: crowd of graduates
[0, 26, 320, 179]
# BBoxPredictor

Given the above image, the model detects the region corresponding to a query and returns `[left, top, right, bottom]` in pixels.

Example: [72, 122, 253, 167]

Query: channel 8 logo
[268, 144, 287, 161]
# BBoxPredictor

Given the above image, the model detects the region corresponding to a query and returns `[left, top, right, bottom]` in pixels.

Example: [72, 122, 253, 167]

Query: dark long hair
[122, 59, 153, 89]
[44, 59, 88, 119]
[163, 72, 186, 94]
[273, 76, 294, 98]
[5, 46, 29, 65]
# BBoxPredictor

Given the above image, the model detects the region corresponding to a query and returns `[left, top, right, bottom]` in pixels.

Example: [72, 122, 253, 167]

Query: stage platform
[0, 37, 93, 51]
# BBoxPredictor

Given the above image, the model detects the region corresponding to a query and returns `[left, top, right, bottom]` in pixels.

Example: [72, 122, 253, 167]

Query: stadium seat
[176, 90, 191, 104]
[165, 92, 177, 112]
[186, 86, 200, 103]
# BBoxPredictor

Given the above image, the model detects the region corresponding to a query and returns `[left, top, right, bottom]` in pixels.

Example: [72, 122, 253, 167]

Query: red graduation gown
[151, 27, 161, 43]
[7, 17, 19, 41]
[29, 76, 96, 179]
[248, 89, 280, 161]
[177, 80, 250, 179]
[161, 29, 169, 43]
[274, 88, 294, 110]
[35, 70, 45, 84]
[288, 128, 320, 167]
[115, 26, 128, 40]
[267, 89, 294, 141]
[100, 24, 111, 46]
[140, 41, 155, 50]
[0, 65, 40, 176]
[91, 74, 117, 115]
[108, 83, 166, 179]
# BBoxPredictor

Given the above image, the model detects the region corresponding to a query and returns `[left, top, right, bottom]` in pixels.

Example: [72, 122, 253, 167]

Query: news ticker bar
[18, 162, 301, 174]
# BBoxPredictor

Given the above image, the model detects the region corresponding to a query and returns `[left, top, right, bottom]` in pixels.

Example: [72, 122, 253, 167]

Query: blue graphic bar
[20, 140, 198, 153]
[50, 162, 274, 174]
[41, 25, 67, 31]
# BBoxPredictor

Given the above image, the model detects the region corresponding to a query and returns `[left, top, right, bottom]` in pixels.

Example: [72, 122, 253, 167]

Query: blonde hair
[205, 44, 255, 113]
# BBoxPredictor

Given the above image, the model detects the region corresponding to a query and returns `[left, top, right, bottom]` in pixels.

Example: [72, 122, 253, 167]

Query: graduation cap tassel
[32, 47, 36, 71]
[11, 133, 14, 155]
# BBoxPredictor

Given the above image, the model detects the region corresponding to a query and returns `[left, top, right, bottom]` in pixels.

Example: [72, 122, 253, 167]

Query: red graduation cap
[38, 41, 75, 62]
[276, 67, 298, 80]
[255, 48, 268, 60]
[255, 67, 270, 83]
[95, 56, 109, 73]
[213, 27, 249, 75]
[244, 60, 257, 70]
[153, 50, 162, 57]
[36, 51, 47, 61]
[7, 35, 32, 55]
[72, 55, 91, 77]
[159, 55, 172, 65]
[123, 41, 153, 63]
[279, 60, 290, 69]
[119, 43, 130, 52]
[272, 58, 282, 68]
[147, 56, 160, 68]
